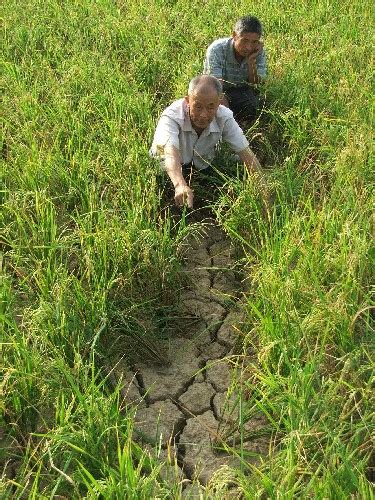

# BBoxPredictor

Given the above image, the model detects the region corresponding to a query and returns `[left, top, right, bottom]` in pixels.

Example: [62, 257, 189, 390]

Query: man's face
[232, 31, 261, 58]
[185, 89, 220, 131]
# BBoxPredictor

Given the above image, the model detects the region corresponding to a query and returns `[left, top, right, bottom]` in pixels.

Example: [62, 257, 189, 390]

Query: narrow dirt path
[114, 219, 269, 494]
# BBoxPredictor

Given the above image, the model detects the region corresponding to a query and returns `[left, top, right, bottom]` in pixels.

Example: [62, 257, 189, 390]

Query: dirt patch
[122, 219, 270, 486]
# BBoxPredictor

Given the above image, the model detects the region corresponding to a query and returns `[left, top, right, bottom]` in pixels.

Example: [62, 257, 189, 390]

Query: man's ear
[232, 30, 237, 39]
[184, 95, 190, 105]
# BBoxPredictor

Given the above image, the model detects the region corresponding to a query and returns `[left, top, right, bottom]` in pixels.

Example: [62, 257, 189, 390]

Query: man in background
[204, 16, 267, 125]
[150, 74, 262, 208]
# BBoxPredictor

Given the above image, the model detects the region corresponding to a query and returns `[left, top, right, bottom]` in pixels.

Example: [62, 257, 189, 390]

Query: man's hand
[246, 41, 263, 84]
[162, 145, 193, 208]
[247, 41, 263, 62]
[238, 147, 262, 175]
[174, 183, 193, 208]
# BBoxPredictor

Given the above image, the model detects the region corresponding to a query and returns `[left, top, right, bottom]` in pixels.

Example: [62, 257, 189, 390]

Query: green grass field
[2, 0, 374, 497]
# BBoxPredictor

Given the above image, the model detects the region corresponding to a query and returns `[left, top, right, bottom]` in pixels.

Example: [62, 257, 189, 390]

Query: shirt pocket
[194, 133, 220, 162]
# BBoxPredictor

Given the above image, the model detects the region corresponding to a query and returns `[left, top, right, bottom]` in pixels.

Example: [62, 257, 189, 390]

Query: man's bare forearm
[239, 147, 269, 207]
[238, 147, 262, 175]
[247, 59, 261, 84]
[163, 145, 194, 207]
[164, 146, 186, 188]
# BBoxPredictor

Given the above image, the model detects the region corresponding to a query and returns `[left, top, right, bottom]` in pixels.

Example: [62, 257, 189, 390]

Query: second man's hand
[246, 41, 263, 84]
[174, 182, 194, 208]
[247, 41, 263, 62]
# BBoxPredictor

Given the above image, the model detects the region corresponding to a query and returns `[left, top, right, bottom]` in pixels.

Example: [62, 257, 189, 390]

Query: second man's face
[233, 31, 262, 58]
[186, 90, 221, 131]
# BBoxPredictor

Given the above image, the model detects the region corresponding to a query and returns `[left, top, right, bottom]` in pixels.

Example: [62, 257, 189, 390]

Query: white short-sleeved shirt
[150, 98, 249, 170]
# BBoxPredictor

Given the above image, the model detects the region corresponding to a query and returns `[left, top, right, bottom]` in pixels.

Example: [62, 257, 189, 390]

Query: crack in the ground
[208, 252, 215, 288]
[173, 376, 196, 401]
[133, 370, 150, 405]
[198, 357, 207, 374]
[168, 414, 189, 476]
[206, 317, 225, 341]
[174, 398, 212, 420]
[210, 392, 219, 421]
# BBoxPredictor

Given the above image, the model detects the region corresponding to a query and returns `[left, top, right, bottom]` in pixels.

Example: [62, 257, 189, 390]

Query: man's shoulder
[216, 104, 235, 121]
[207, 37, 231, 53]
[161, 98, 186, 123]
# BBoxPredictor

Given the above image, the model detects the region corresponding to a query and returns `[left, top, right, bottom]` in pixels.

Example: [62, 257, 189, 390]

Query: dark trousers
[225, 86, 264, 123]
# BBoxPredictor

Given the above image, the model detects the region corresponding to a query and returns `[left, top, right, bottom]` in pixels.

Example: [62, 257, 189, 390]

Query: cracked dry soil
[114, 219, 269, 491]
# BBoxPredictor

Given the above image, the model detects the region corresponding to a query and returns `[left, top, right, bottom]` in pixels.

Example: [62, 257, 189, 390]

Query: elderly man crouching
[150, 75, 263, 208]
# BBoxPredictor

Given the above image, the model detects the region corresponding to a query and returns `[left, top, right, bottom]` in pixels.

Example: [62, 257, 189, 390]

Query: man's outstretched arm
[238, 147, 270, 208]
[164, 145, 194, 208]
[238, 146, 262, 175]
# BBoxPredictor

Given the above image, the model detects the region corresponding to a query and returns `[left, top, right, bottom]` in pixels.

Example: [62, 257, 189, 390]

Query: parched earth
[112, 220, 269, 496]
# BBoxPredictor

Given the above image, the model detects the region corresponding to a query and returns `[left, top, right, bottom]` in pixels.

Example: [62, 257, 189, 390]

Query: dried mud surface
[114, 219, 269, 490]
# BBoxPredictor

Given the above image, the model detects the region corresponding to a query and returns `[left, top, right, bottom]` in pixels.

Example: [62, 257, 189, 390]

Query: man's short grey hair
[234, 16, 263, 36]
[188, 75, 223, 96]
